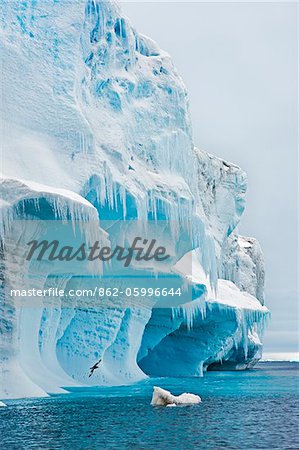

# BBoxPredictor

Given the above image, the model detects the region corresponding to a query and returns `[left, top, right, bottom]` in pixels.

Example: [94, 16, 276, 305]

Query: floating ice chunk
[151, 386, 201, 406]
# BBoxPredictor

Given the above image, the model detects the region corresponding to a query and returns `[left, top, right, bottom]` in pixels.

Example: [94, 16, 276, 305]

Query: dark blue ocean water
[1, 362, 298, 449]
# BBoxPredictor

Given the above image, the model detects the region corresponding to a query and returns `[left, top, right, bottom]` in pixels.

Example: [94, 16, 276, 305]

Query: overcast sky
[122, 1, 298, 354]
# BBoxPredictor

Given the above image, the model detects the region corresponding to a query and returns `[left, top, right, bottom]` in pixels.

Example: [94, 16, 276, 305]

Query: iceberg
[151, 387, 201, 406]
[0, 0, 269, 400]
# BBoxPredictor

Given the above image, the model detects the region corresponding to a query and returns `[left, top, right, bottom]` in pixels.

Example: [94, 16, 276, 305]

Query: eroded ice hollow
[0, 0, 269, 400]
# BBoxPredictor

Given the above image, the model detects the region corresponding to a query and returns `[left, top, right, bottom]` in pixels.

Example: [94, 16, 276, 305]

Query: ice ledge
[0, 177, 96, 211]
[215, 279, 268, 313]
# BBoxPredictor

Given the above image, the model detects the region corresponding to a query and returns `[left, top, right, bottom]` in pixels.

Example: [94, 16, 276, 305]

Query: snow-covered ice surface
[0, 0, 269, 400]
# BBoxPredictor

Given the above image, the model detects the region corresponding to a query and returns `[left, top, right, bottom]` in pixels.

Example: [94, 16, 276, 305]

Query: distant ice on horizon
[262, 352, 299, 362]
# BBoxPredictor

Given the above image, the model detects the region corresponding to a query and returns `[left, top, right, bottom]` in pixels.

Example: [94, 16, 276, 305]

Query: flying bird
[88, 359, 101, 377]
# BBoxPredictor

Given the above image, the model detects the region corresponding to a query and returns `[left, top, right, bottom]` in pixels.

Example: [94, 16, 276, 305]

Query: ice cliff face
[0, 0, 268, 400]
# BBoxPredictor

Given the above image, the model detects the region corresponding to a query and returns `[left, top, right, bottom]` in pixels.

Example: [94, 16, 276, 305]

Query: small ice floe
[0, 401, 7, 407]
[151, 386, 201, 407]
